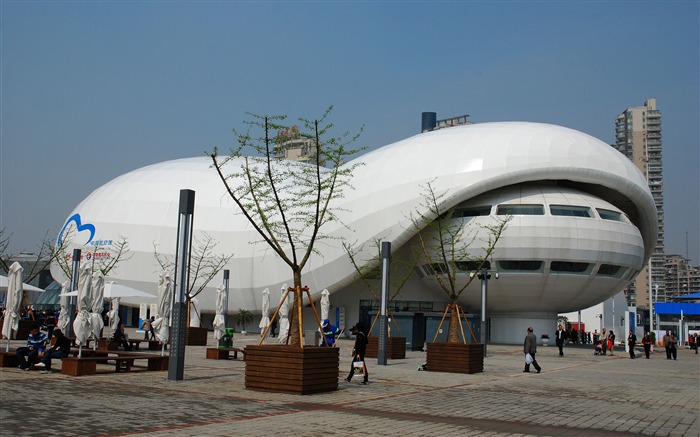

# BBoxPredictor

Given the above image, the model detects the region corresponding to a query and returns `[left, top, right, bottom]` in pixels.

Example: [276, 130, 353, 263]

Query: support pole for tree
[169, 189, 195, 381]
[377, 241, 391, 366]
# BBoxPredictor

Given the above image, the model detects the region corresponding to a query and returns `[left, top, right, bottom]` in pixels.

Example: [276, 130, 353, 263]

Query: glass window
[550, 205, 592, 217]
[496, 204, 544, 215]
[550, 261, 591, 274]
[455, 260, 490, 272]
[452, 205, 492, 218]
[597, 208, 624, 222]
[597, 264, 627, 278]
[498, 260, 544, 271]
[423, 263, 449, 275]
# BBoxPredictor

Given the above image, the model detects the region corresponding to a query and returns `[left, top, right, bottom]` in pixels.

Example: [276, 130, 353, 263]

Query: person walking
[688, 333, 697, 355]
[627, 330, 637, 359]
[555, 325, 565, 357]
[599, 328, 608, 355]
[641, 332, 652, 359]
[668, 332, 678, 360]
[148, 316, 156, 340]
[523, 327, 541, 373]
[663, 330, 673, 360]
[345, 322, 368, 384]
[693, 333, 699, 354]
[141, 318, 152, 340]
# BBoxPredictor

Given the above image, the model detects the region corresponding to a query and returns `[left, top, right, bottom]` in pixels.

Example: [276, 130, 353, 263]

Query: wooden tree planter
[426, 342, 484, 374]
[186, 327, 208, 346]
[365, 336, 406, 359]
[245, 345, 339, 395]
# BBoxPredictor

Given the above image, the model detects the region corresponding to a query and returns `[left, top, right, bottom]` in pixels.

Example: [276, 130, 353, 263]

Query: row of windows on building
[451, 204, 626, 222]
[419, 260, 634, 280]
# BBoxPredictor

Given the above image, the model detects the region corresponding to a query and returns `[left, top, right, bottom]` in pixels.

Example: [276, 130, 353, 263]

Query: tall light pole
[477, 263, 497, 357]
[377, 241, 390, 366]
[169, 189, 195, 381]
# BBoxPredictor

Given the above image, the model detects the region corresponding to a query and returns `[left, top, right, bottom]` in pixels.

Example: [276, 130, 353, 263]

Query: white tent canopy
[0, 275, 45, 292]
[61, 281, 154, 299]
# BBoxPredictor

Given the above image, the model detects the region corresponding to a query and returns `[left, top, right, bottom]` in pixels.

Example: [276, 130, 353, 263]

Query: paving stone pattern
[1, 332, 698, 437]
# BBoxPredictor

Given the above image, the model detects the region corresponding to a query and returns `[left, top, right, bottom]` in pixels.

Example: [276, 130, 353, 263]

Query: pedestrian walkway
[1, 332, 698, 436]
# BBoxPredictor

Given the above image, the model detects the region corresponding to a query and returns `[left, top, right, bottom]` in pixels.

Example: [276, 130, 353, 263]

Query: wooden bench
[60, 352, 169, 376]
[206, 347, 245, 360]
[127, 339, 167, 351]
[0, 351, 19, 368]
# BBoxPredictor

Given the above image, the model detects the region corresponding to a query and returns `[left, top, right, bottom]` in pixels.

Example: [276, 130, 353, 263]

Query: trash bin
[219, 328, 234, 348]
[304, 330, 321, 346]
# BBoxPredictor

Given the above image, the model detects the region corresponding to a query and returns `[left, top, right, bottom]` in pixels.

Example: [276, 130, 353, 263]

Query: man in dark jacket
[345, 322, 368, 384]
[524, 327, 542, 373]
[627, 330, 637, 359]
[555, 324, 565, 357]
[37, 329, 72, 374]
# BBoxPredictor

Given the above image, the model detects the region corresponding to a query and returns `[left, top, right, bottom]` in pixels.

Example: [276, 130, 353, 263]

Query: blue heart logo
[57, 213, 96, 247]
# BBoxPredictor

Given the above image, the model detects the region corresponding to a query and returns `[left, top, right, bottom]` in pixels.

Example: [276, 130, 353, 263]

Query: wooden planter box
[186, 327, 208, 346]
[426, 342, 484, 374]
[365, 336, 406, 359]
[245, 345, 339, 395]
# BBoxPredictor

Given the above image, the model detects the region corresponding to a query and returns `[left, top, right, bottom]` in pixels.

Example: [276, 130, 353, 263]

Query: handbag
[353, 359, 365, 375]
[525, 353, 533, 364]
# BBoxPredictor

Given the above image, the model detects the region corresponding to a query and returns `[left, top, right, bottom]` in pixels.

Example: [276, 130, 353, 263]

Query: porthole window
[496, 204, 544, 215]
[550, 205, 592, 217]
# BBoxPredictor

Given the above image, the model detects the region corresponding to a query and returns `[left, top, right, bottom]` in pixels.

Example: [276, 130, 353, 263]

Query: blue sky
[1, 1, 698, 263]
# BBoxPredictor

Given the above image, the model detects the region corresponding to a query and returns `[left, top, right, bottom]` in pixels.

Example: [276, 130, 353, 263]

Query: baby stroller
[594, 341, 603, 355]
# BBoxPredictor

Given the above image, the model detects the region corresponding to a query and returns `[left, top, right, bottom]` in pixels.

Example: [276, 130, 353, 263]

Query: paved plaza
[1, 331, 698, 437]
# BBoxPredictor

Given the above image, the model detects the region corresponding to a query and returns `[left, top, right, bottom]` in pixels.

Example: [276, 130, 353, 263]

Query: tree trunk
[448, 302, 460, 343]
[289, 270, 303, 347]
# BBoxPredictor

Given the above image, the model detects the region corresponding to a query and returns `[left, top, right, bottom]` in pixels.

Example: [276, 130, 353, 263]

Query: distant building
[664, 255, 700, 299]
[273, 125, 324, 166]
[421, 112, 472, 133]
[613, 98, 664, 309]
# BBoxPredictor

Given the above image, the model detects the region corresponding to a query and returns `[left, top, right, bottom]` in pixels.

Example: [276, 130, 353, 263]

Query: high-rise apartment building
[664, 254, 700, 298]
[613, 98, 664, 309]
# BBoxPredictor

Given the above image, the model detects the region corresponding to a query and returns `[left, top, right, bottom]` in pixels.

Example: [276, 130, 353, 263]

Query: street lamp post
[477, 264, 498, 357]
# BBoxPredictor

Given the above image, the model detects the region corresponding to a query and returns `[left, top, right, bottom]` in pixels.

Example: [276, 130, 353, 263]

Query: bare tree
[343, 238, 419, 335]
[153, 231, 233, 325]
[210, 106, 364, 346]
[53, 228, 132, 283]
[410, 181, 510, 344]
[1, 228, 67, 283]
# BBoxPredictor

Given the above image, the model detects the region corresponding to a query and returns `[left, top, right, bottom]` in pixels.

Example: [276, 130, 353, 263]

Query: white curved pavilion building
[51, 122, 657, 344]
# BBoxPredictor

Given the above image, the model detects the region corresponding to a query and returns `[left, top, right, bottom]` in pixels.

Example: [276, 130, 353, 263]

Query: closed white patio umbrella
[57, 281, 71, 333]
[152, 272, 172, 355]
[72, 264, 92, 355]
[89, 273, 105, 348]
[213, 285, 226, 341]
[277, 284, 290, 344]
[259, 288, 270, 339]
[2, 262, 24, 351]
